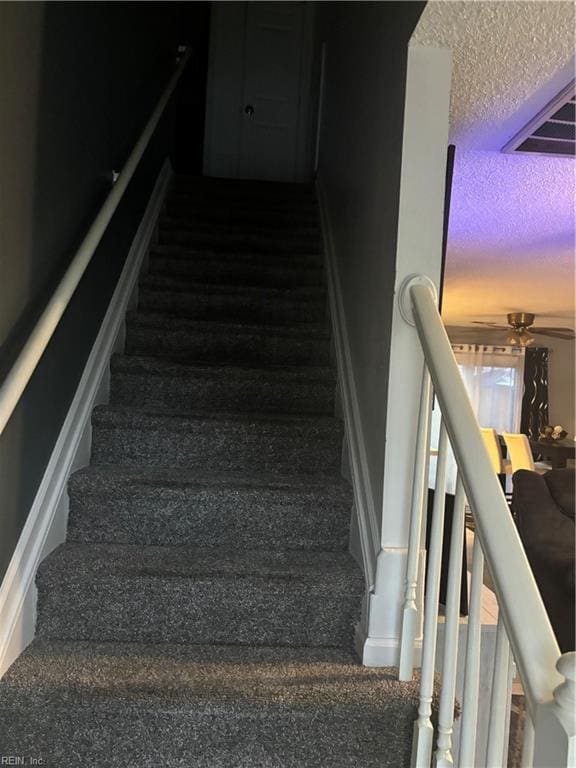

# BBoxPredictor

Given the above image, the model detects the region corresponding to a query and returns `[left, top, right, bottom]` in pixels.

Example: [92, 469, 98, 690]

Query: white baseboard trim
[0, 158, 173, 678]
[316, 178, 380, 590]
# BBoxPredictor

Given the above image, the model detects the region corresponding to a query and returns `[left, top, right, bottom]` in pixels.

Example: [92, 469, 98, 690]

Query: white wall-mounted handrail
[405, 278, 562, 714]
[0, 46, 191, 438]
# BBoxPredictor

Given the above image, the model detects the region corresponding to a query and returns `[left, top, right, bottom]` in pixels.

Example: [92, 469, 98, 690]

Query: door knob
[244, 104, 254, 116]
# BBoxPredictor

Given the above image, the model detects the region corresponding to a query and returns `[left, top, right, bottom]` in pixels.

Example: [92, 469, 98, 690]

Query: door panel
[204, 2, 309, 182]
[239, 3, 304, 181]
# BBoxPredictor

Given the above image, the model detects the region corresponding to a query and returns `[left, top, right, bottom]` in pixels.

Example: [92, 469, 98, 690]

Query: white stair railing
[398, 275, 575, 768]
[0, 46, 190, 439]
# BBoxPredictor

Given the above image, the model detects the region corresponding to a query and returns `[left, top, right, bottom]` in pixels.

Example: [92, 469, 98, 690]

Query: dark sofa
[512, 468, 575, 653]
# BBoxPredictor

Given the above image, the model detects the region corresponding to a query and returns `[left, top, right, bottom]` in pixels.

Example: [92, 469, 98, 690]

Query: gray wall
[0, 2, 180, 582]
[315, 2, 425, 524]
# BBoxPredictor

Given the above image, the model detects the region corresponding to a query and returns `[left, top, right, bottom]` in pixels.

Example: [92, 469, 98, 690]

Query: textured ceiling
[413, 0, 576, 334]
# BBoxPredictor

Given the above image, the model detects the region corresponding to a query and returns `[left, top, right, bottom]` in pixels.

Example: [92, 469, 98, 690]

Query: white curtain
[453, 344, 525, 433]
[429, 345, 525, 493]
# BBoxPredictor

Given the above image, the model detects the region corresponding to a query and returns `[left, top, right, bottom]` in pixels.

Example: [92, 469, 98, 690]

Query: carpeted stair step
[148, 246, 324, 287]
[166, 197, 319, 223]
[67, 467, 351, 549]
[150, 241, 324, 268]
[168, 180, 317, 216]
[140, 274, 325, 299]
[160, 214, 320, 237]
[0, 639, 422, 767]
[36, 545, 363, 646]
[164, 200, 319, 227]
[138, 275, 326, 324]
[168, 189, 317, 212]
[110, 355, 335, 414]
[91, 406, 343, 473]
[159, 227, 321, 253]
[172, 175, 316, 198]
[125, 312, 331, 366]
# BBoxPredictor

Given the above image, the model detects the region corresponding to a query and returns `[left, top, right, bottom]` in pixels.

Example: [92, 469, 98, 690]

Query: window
[429, 345, 525, 493]
[453, 345, 525, 434]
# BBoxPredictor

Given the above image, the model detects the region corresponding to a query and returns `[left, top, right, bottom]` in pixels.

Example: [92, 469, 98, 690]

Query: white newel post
[358, 43, 451, 667]
[533, 652, 576, 767]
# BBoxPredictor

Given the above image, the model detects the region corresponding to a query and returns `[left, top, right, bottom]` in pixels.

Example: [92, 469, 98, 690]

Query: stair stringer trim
[316, 178, 380, 593]
[0, 158, 173, 678]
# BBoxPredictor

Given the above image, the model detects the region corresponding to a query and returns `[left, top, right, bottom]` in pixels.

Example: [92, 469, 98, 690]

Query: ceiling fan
[472, 312, 575, 346]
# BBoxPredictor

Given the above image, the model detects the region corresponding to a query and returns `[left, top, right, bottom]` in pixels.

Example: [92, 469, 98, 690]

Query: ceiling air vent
[503, 80, 575, 158]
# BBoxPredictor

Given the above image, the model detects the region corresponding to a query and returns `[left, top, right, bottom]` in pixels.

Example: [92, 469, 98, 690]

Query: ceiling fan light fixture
[506, 328, 535, 347]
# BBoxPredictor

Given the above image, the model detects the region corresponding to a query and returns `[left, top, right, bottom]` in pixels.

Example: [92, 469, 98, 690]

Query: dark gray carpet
[126, 312, 331, 365]
[0, 176, 419, 766]
[138, 274, 326, 323]
[67, 467, 352, 548]
[110, 355, 336, 413]
[90, 406, 344, 473]
[0, 641, 423, 768]
[148, 245, 324, 286]
[36, 545, 363, 646]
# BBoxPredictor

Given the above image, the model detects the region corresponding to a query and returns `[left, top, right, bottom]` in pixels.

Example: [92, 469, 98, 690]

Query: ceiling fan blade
[446, 327, 511, 343]
[471, 321, 508, 329]
[531, 328, 575, 340]
[531, 326, 575, 333]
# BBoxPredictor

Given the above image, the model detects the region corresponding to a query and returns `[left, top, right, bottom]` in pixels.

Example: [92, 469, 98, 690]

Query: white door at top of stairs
[204, 2, 314, 183]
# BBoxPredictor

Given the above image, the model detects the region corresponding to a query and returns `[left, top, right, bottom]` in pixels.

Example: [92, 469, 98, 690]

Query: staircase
[0, 177, 422, 766]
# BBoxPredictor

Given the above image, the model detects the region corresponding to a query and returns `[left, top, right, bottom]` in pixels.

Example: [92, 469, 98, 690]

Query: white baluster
[521, 711, 534, 767]
[458, 534, 484, 767]
[502, 656, 515, 766]
[411, 421, 449, 768]
[486, 615, 512, 767]
[433, 474, 466, 768]
[399, 368, 432, 681]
